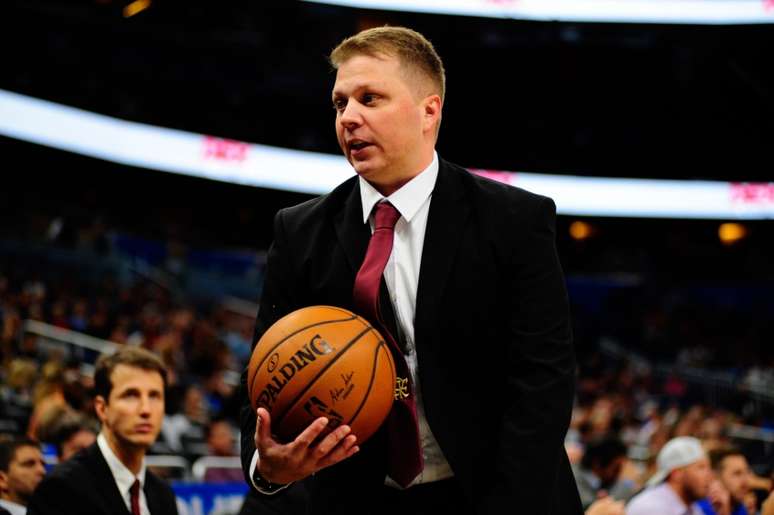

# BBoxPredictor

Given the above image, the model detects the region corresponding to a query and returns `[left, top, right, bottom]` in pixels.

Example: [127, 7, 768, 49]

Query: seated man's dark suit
[27, 443, 178, 515]
[240, 158, 582, 514]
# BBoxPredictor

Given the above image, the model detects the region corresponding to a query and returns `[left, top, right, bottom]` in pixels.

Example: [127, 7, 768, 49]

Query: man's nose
[339, 101, 362, 128]
[139, 395, 152, 415]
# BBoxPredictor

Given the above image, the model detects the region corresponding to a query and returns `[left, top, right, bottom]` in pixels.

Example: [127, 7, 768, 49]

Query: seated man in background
[49, 411, 97, 462]
[572, 435, 634, 509]
[202, 418, 243, 483]
[697, 447, 753, 515]
[626, 436, 712, 515]
[0, 437, 46, 515]
[27, 347, 178, 515]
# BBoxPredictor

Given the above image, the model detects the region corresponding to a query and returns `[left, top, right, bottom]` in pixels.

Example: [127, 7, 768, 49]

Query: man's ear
[0, 470, 9, 492]
[422, 94, 442, 135]
[94, 395, 107, 423]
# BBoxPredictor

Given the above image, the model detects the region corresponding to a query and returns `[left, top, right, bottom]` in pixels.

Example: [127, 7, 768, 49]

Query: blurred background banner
[3, 88, 772, 219]
[172, 482, 248, 515]
[303, 0, 774, 24]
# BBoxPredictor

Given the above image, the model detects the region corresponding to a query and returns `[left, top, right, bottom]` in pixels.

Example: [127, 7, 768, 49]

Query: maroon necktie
[130, 479, 141, 515]
[353, 200, 424, 488]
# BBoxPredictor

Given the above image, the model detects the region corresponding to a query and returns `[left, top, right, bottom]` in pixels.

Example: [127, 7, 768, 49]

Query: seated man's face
[0, 445, 46, 505]
[718, 455, 751, 504]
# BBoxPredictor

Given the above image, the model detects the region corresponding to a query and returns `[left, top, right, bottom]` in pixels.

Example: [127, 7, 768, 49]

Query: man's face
[95, 364, 164, 451]
[332, 53, 439, 192]
[60, 429, 96, 461]
[681, 457, 713, 502]
[0, 445, 46, 505]
[597, 456, 626, 487]
[718, 455, 751, 504]
[207, 421, 235, 456]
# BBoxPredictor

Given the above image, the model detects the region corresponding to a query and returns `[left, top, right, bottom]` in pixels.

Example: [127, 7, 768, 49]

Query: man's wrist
[252, 467, 286, 492]
[249, 449, 291, 495]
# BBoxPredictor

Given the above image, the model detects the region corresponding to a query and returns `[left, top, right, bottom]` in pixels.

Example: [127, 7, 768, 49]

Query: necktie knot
[373, 201, 400, 230]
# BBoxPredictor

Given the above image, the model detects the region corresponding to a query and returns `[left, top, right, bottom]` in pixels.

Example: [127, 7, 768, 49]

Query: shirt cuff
[249, 450, 292, 495]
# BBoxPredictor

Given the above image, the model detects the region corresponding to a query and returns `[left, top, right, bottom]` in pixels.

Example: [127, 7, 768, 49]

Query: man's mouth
[349, 140, 371, 152]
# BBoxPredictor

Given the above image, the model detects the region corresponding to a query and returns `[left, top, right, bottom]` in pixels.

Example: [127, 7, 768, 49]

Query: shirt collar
[359, 151, 439, 224]
[0, 499, 26, 515]
[97, 432, 146, 495]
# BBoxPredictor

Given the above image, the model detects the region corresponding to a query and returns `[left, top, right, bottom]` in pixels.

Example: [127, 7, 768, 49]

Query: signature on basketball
[330, 372, 355, 404]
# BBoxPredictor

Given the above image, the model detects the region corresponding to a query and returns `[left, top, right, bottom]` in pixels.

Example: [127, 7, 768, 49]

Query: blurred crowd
[0, 258, 251, 479]
[1, 233, 773, 514]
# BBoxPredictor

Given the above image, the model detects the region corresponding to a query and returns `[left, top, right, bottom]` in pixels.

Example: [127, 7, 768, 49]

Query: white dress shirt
[250, 151, 453, 492]
[0, 499, 26, 515]
[97, 433, 150, 515]
[358, 151, 454, 488]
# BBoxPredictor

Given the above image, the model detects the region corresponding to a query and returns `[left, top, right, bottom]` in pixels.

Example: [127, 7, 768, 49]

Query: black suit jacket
[240, 158, 582, 514]
[27, 443, 178, 515]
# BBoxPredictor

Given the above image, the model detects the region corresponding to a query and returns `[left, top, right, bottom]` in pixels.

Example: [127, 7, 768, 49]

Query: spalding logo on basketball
[247, 305, 396, 445]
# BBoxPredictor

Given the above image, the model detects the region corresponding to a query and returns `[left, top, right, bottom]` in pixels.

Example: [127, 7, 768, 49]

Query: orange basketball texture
[248, 306, 395, 445]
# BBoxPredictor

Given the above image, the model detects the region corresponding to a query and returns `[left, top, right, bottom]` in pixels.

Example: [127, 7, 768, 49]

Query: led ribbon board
[302, 0, 774, 24]
[1, 89, 772, 219]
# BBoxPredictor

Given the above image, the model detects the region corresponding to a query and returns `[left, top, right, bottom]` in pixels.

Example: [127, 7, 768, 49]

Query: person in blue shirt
[697, 447, 752, 515]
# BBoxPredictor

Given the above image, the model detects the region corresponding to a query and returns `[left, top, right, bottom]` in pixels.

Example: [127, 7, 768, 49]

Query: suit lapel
[143, 474, 164, 515]
[333, 179, 370, 274]
[415, 160, 470, 349]
[85, 444, 132, 515]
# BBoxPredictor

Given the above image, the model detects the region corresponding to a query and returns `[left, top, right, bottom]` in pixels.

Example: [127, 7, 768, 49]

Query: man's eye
[333, 100, 346, 112]
[362, 94, 375, 104]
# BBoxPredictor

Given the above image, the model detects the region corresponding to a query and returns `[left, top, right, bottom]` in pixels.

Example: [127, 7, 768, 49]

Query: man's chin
[126, 434, 158, 449]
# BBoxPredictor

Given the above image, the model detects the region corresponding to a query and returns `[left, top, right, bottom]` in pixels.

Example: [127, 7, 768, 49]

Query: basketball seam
[345, 339, 392, 429]
[249, 314, 358, 401]
[273, 325, 373, 432]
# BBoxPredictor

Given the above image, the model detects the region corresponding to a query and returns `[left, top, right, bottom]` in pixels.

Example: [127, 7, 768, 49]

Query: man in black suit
[28, 347, 178, 515]
[0, 437, 46, 515]
[240, 26, 582, 514]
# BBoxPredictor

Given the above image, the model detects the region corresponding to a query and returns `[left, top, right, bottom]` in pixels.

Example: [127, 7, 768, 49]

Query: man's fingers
[317, 434, 359, 468]
[254, 407, 274, 449]
[314, 424, 353, 457]
[291, 417, 330, 450]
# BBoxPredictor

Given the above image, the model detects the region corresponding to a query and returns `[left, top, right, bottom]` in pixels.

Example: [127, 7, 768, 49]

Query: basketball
[247, 305, 396, 445]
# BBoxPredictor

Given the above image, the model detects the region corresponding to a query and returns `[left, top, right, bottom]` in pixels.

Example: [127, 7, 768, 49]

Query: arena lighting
[2, 88, 774, 220]
[123, 0, 151, 18]
[569, 221, 593, 241]
[302, 0, 774, 25]
[718, 222, 747, 245]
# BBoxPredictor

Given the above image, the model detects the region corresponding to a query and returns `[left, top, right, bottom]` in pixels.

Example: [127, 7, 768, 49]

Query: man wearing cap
[626, 437, 713, 515]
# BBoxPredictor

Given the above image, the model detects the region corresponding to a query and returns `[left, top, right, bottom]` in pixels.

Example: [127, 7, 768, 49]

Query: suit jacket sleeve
[482, 196, 576, 513]
[27, 473, 72, 515]
[239, 208, 300, 492]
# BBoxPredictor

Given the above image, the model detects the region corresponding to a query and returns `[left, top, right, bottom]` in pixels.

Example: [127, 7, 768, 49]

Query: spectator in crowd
[763, 490, 774, 515]
[697, 448, 753, 515]
[202, 419, 243, 483]
[160, 383, 208, 457]
[48, 411, 97, 462]
[26, 362, 66, 439]
[586, 497, 625, 515]
[626, 436, 712, 515]
[573, 436, 635, 508]
[0, 437, 46, 515]
[27, 347, 178, 515]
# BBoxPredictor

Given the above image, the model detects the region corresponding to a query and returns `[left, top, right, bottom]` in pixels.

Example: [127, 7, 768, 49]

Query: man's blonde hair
[330, 26, 446, 102]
